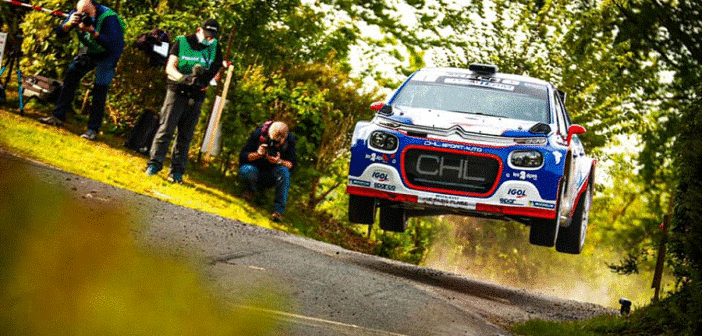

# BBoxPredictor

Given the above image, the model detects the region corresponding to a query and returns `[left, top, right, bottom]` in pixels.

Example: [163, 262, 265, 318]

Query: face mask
[197, 31, 215, 46]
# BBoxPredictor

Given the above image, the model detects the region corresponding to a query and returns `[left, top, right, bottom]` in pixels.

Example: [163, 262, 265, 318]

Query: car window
[553, 91, 568, 138]
[391, 77, 550, 123]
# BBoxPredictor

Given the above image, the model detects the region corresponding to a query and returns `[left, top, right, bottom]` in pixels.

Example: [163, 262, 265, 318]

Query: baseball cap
[200, 18, 219, 38]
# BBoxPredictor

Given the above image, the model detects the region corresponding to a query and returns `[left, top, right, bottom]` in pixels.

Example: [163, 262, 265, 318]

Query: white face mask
[197, 30, 215, 46]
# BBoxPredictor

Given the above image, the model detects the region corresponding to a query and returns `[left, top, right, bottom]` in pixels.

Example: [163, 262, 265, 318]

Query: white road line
[237, 305, 409, 336]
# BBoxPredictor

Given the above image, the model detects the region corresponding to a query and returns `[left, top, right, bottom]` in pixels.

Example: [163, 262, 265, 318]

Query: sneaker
[80, 129, 98, 140]
[145, 164, 161, 176]
[271, 211, 283, 223]
[38, 115, 63, 126]
[168, 172, 183, 184]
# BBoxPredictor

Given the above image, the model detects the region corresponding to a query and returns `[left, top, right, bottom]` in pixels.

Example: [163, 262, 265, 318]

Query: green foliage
[10, 4, 702, 333]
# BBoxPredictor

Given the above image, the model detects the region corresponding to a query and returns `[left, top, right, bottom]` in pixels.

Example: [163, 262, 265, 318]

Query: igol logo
[507, 188, 527, 198]
[372, 171, 389, 182]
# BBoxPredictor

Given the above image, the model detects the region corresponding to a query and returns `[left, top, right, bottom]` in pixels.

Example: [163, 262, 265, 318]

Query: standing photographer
[239, 121, 297, 222]
[38, 0, 124, 140]
[144, 19, 223, 184]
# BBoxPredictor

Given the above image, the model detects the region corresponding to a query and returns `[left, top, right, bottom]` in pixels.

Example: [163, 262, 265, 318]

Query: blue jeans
[239, 164, 291, 214]
[53, 54, 118, 131]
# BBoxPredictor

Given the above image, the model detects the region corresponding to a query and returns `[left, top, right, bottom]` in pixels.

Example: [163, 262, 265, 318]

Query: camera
[265, 138, 280, 157]
[78, 12, 94, 27]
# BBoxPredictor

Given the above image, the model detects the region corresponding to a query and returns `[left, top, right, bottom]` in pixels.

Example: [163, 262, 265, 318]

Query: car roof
[416, 67, 553, 87]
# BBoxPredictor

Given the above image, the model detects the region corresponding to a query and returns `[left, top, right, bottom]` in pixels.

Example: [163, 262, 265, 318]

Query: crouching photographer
[39, 0, 125, 140]
[239, 121, 297, 222]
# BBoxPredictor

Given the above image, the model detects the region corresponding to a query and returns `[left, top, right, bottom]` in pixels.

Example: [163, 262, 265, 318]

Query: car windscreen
[391, 75, 551, 123]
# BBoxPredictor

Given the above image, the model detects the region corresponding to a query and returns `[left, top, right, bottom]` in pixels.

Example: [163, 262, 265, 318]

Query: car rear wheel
[379, 205, 407, 232]
[348, 195, 376, 224]
[556, 180, 593, 254]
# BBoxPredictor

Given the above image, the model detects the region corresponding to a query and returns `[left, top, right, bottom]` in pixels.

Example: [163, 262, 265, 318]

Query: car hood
[387, 107, 539, 137]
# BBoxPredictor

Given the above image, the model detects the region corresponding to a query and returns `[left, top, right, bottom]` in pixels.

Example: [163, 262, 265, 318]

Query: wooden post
[203, 64, 234, 155]
[652, 214, 670, 302]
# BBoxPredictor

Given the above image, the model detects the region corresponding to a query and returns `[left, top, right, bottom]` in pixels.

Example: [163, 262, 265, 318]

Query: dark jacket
[56, 3, 125, 64]
[166, 34, 223, 97]
[239, 124, 297, 172]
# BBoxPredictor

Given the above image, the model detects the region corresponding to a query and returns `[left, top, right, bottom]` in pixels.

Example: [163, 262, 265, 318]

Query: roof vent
[469, 64, 498, 75]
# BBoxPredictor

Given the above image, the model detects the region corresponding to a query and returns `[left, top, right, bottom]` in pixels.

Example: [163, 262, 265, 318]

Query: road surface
[1, 149, 614, 335]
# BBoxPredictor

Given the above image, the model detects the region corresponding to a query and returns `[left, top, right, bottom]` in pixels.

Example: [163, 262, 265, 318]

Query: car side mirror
[370, 101, 392, 115]
[566, 124, 586, 145]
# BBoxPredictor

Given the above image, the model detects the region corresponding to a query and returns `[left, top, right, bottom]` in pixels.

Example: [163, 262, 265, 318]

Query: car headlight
[369, 131, 399, 151]
[510, 150, 543, 168]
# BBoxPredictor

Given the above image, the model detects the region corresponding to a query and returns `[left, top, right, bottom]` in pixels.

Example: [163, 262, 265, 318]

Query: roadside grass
[511, 315, 626, 336]
[0, 105, 375, 253]
[0, 107, 285, 232]
[511, 300, 686, 336]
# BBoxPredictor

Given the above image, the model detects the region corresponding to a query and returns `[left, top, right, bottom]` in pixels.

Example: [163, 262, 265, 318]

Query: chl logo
[414, 154, 486, 182]
[507, 188, 527, 198]
[372, 171, 389, 182]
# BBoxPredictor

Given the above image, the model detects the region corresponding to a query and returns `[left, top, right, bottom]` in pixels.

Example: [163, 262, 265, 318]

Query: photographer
[39, 0, 125, 140]
[239, 121, 297, 222]
[144, 19, 223, 184]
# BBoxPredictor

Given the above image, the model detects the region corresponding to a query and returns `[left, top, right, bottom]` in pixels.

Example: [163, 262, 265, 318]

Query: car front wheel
[348, 194, 376, 224]
[529, 180, 564, 247]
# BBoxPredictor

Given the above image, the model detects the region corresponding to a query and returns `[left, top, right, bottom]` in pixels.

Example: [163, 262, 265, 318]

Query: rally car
[346, 64, 595, 254]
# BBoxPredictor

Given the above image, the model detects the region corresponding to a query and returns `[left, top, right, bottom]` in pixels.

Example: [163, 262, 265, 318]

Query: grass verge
[0, 106, 377, 256]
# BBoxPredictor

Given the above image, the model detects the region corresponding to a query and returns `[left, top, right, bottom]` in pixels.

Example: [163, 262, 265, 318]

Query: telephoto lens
[79, 13, 94, 27]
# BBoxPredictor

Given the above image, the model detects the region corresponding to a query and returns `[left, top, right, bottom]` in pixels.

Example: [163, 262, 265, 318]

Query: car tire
[379, 206, 407, 232]
[529, 180, 564, 247]
[556, 180, 593, 254]
[529, 217, 559, 247]
[348, 195, 376, 224]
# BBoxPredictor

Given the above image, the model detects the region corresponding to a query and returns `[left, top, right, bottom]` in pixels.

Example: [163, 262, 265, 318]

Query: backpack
[125, 109, 160, 155]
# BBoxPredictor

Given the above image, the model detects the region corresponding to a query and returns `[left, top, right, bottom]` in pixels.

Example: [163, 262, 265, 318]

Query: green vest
[78, 7, 125, 54]
[176, 36, 218, 74]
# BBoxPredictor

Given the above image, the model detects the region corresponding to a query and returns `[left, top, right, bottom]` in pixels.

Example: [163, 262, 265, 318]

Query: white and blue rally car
[347, 64, 596, 254]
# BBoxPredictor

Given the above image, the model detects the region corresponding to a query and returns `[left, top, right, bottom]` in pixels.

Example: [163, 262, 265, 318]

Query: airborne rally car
[346, 65, 595, 254]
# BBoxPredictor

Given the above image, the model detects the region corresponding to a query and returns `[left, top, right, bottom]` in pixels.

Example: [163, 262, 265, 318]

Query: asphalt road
[1, 150, 614, 335]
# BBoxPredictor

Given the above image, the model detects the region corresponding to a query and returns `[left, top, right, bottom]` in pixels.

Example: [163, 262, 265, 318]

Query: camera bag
[21, 75, 62, 104]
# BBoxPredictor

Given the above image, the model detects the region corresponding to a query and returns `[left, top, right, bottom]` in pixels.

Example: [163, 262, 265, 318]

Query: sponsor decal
[374, 182, 396, 191]
[509, 171, 538, 181]
[441, 73, 522, 86]
[500, 198, 516, 205]
[507, 188, 527, 198]
[372, 171, 390, 182]
[531, 201, 556, 209]
[418, 195, 472, 209]
[349, 179, 371, 187]
[365, 153, 388, 163]
[365, 152, 397, 164]
[414, 154, 487, 182]
[444, 78, 516, 91]
[423, 141, 484, 153]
